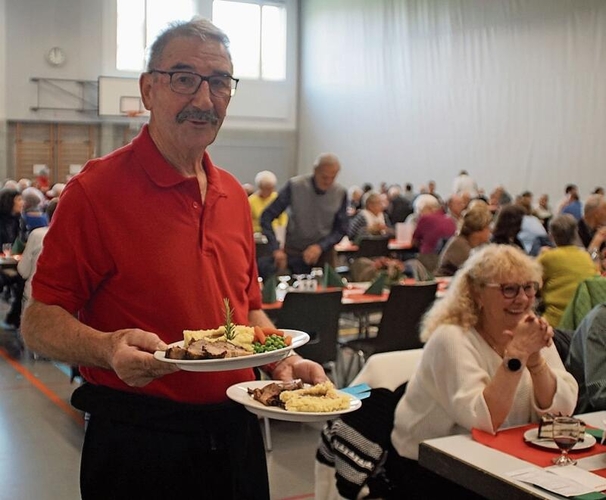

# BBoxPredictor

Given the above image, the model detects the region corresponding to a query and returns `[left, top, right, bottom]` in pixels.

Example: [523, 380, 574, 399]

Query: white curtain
[298, 0, 606, 205]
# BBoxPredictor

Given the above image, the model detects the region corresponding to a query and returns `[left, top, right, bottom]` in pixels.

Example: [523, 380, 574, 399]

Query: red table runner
[472, 425, 606, 477]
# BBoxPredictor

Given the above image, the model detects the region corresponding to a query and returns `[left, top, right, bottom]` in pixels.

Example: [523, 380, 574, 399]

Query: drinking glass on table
[552, 416, 581, 466]
[2, 243, 12, 258]
[276, 275, 291, 301]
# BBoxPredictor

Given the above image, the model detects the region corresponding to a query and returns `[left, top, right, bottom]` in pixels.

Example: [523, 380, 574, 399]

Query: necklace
[478, 328, 504, 357]
[487, 341, 504, 358]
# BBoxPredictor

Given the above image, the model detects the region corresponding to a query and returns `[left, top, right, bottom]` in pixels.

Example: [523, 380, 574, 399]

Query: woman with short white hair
[347, 190, 393, 242]
[248, 170, 287, 234]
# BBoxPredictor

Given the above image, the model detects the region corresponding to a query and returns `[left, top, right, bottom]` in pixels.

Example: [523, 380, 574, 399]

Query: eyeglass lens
[170, 72, 235, 97]
[501, 282, 538, 298]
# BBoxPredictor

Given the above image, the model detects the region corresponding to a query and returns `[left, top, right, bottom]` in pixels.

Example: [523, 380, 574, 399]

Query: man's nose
[190, 80, 214, 107]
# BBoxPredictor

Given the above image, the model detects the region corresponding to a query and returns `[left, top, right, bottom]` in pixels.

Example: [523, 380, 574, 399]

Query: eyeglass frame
[148, 69, 239, 98]
[484, 281, 540, 299]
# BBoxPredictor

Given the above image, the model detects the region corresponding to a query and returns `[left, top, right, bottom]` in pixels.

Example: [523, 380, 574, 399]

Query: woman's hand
[504, 314, 553, 359]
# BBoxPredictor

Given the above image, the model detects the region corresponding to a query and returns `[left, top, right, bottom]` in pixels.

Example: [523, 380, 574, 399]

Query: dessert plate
[153, 329, 309, 372]
[523, 428, 596, 451]
[226, 380, 362, 422]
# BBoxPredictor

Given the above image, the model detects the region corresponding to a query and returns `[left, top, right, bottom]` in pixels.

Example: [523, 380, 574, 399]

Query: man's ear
[139, 73, 153, 111]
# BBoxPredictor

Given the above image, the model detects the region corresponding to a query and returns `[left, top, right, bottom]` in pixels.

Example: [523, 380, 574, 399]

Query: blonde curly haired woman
[385, 244, 578, 498]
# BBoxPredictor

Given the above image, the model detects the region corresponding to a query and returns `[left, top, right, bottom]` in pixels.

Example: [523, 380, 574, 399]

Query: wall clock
[46, 46, 66, 67]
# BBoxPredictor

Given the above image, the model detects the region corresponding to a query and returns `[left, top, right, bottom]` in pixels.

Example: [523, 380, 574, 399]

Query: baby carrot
[254, 325, 267, 344]
[284, 335, 292, 346]
[261, 327, 285, 337]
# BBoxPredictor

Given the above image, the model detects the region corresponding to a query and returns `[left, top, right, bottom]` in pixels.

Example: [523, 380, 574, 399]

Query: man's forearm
[21, 300, 112, 368]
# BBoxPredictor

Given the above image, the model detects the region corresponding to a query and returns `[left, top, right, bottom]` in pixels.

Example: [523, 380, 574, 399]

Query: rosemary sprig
[223, 297, 236, 341]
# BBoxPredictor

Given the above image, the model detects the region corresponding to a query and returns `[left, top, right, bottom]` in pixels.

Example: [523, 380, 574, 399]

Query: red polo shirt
[32, 126, 260, 404]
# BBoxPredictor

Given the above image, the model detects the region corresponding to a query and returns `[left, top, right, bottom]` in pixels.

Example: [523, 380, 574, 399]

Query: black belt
[71, 383, 248, 434]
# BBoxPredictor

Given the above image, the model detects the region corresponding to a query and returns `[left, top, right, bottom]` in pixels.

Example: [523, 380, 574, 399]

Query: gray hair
[313, 153, 341, 171]
[387, 185, 402, 199]
[146, 17, 232, 71]
[413, 193, 440, 214]
[549, 214, 580, 246]
[254, 170, 277, 188]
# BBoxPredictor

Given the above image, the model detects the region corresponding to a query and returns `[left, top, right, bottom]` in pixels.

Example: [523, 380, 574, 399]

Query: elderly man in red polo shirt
[21, 18, 325, 500]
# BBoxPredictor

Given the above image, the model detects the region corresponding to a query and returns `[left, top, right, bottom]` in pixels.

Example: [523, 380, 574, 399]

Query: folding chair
[339, 282, 437, 385]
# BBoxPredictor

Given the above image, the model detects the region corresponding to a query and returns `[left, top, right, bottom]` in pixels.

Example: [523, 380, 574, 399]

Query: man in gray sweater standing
[260, 153, 348, 277]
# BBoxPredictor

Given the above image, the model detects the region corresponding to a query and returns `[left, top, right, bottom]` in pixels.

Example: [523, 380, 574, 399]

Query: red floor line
[1, 349, 315, 497]
[0, 348, 85, 427]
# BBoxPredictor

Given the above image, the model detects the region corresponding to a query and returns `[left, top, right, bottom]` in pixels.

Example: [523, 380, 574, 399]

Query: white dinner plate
[153, 329, 309, 372]
[523, 428, 596, 451]
[226, 380, 362, 422]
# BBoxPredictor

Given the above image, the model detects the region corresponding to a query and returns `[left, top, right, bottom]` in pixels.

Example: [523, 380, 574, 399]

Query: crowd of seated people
[250, 168, 604, 309]
[0, 177, 63, 333]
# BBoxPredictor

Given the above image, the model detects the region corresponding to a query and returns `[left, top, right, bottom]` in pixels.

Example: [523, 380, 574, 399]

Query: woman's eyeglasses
[485, 281, 539, 299]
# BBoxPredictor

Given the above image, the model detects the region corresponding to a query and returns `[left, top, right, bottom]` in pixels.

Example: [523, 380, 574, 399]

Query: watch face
[46, 47, 66, 66]
[506, 358, 522, 372]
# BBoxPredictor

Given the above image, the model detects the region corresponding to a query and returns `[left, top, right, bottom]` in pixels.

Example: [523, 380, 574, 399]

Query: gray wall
[297, 0, 606, 204]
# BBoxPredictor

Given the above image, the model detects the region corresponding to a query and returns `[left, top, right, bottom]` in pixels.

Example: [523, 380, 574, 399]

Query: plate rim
[523, 427, 597, 451]
[225, 379, 362, 422]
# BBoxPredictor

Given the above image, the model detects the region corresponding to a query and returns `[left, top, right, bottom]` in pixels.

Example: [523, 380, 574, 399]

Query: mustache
[176, 108, 219, 125]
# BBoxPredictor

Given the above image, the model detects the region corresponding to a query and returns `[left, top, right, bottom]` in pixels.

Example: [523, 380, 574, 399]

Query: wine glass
[552, 416, 581, 466]
[276, 275, 291, 301]
[292, 274, 306, 291]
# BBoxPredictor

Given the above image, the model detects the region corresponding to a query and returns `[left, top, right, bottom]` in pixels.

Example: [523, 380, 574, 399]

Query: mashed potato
[184, 325, 255, 352]
[279, 381, 351, 412]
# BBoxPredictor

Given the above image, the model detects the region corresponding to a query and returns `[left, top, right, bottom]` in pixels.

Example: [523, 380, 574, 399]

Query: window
[115, 0, 287, 82]
[212, 0, 287, 81]
[116, 0, 195, 71]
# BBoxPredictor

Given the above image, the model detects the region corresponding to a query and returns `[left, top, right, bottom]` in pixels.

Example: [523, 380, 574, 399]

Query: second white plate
[226, 380, 362, 422]
[153, 329, 309, 372]
[523, 428, 596, 451]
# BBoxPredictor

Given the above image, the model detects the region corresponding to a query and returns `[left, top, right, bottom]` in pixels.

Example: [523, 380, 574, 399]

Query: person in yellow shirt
[537, 214, 597, 327]
[248, 170, 287, 235]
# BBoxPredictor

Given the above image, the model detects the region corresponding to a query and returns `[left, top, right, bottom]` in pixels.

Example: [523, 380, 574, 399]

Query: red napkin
[472, 424, 606, 476]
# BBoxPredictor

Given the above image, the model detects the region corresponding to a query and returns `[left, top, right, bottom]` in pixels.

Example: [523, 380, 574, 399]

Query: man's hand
[108, 329, 180, 387]
[302, 244, 323, 266]
[271, 354, 328, 385]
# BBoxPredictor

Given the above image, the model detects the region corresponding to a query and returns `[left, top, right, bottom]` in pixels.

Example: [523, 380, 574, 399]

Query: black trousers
[72, 384, 270, 500]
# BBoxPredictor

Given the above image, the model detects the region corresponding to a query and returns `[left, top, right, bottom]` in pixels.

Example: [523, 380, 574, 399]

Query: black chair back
[375, 282, 438, 352]
[338, 282, 437, 385]
[276, 290, 343, 366]
[355, 236, 390, 259]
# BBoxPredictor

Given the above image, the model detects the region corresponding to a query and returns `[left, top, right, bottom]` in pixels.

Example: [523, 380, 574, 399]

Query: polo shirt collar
[132, 125, 225, 197]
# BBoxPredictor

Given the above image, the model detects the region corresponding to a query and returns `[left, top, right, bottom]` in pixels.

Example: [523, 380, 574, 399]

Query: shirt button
[193, 202, 199, 209]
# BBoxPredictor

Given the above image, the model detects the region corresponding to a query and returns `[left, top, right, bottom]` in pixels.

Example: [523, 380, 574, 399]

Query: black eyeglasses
[485, 282, 540, 299]
[148, 70, 239, 98]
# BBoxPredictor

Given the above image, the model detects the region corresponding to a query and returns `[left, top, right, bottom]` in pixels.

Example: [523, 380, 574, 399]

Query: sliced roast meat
[165, 338, 252, 360]
[248, 380, 305, 407]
